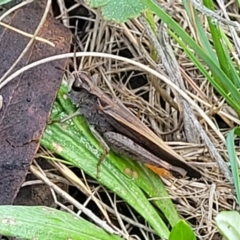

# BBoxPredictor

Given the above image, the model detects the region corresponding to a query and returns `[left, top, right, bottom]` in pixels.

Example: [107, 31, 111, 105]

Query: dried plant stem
[190, 0, 240, 30]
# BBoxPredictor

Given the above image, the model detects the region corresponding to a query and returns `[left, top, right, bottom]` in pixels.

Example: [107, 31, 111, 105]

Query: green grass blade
[140, 0, 240, 115]
[204, 0, 240, 89]
[168, 31, 237, 108]
[182, 0, 217, 62]
[226, 128, 240, 206]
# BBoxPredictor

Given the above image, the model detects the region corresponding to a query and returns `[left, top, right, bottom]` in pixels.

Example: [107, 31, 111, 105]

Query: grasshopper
[69, 72, 201, 178]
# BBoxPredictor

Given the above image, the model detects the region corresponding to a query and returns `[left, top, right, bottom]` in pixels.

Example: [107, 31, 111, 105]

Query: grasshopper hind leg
[89, 126, 110, 178]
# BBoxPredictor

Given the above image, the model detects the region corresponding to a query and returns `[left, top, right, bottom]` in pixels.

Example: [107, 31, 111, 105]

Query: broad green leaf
[86, 0, 109, 7]
[216, 211, 240, 240]
[169, 220, 196, 240]
[0, 206, 122, 240]
[86, 0, 146, 22]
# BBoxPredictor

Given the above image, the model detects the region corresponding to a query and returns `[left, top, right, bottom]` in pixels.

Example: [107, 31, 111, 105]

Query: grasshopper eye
[66, 71, 82, 92]
[71, 72, 91, 91]
[72, 78, 82, 91]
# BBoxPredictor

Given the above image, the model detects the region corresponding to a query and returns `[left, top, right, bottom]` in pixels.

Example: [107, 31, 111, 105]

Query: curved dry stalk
[0, 0, 54, 84]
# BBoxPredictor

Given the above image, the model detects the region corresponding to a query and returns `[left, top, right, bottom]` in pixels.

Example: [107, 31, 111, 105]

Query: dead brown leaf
[0, 0, 71, 204]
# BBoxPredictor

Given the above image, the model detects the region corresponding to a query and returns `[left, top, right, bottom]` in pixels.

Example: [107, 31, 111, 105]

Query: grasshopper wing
[101, 99, 201, 178]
